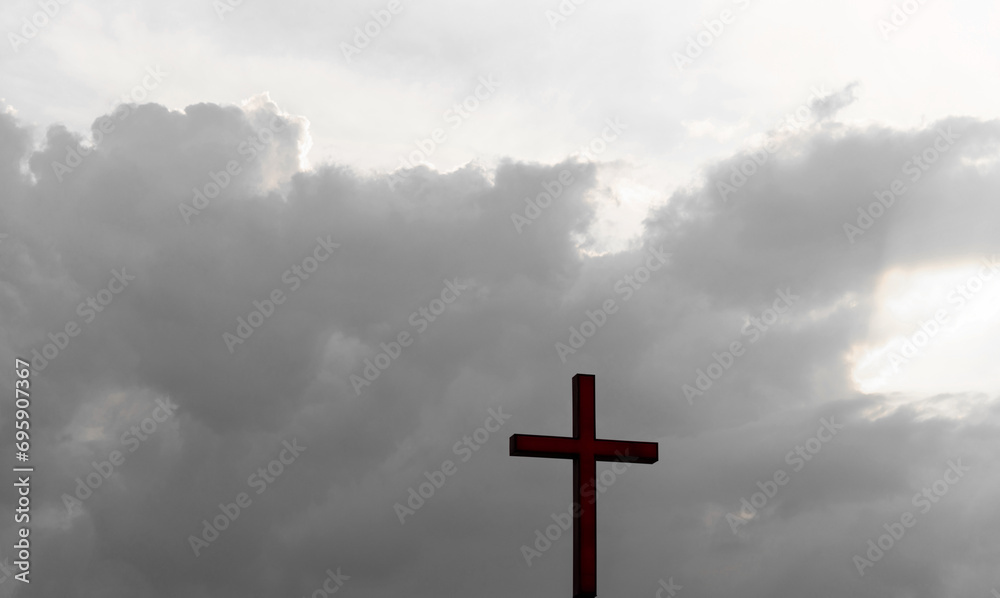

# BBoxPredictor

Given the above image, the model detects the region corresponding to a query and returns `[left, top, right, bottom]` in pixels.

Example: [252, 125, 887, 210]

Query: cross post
[510, 374, 658, 598]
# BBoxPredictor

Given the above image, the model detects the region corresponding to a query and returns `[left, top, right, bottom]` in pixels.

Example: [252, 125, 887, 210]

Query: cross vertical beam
[574, 374, 597, 598]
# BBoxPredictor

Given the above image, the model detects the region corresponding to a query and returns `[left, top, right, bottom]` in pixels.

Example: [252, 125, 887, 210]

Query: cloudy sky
[2, 0, 1000, 596]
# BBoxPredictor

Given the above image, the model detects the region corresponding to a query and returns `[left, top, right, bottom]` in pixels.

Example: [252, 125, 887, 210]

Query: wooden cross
[509, 374, 659, 598]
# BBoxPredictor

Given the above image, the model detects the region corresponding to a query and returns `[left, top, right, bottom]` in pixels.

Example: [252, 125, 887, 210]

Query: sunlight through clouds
[850, 258, 1000, 396]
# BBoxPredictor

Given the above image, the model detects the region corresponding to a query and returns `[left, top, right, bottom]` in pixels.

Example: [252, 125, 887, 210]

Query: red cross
[510, 374, 658, 598]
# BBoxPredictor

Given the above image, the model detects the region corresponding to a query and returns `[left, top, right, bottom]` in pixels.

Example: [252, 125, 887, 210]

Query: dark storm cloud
[0, 100, 998, 598]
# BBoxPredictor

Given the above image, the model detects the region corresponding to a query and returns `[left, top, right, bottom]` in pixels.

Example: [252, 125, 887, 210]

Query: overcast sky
[1, 1, 1000, 597]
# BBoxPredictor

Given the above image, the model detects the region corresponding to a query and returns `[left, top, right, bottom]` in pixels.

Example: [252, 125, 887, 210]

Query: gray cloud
[1, 97, 999, 598]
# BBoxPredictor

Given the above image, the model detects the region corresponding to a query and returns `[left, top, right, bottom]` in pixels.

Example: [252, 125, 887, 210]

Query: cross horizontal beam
[509, 435, 659, 463]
